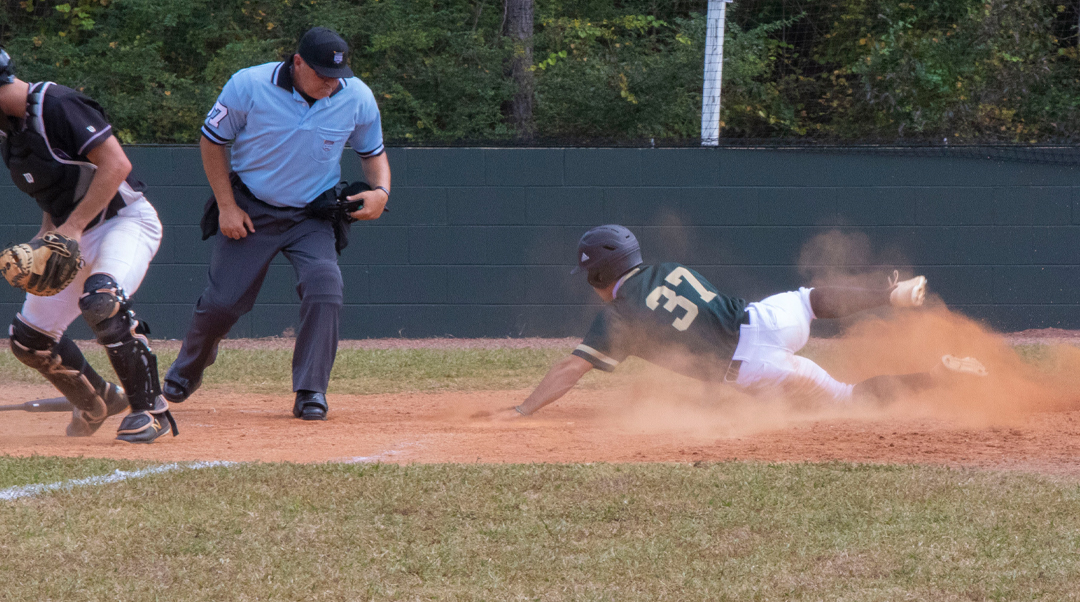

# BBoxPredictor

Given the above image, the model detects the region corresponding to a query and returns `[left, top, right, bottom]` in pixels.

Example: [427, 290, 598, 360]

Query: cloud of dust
[824, 308, 1080, 425]
[605, 306, 1080, 440]
[798, 229, 915, 289]
[604, 361, 888, 441]
[600, 230, 1080, 439]
[798, 229, 878, 288]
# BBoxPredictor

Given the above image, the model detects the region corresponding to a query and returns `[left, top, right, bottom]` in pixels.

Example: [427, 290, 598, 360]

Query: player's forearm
[59, 136, 130, 234]
[200, 136, 237, 208]
[360, 152, 391, 193]
[516, 355, 593, 416]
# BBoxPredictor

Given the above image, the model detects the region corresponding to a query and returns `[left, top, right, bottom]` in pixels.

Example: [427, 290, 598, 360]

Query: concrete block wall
[2, 147, 1079, 339]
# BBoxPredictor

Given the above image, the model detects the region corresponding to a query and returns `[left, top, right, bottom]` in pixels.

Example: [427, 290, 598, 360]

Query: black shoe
[293, 390, 328, 421]
[162, 375, 200, 403]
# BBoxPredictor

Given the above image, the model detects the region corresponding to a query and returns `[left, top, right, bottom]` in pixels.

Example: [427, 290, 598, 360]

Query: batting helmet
[571, 225, 643, 288]
[0, 49, 14, 86]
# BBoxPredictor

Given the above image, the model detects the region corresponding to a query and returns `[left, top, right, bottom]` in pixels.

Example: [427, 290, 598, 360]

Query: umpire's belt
[200, 173, 333, 241]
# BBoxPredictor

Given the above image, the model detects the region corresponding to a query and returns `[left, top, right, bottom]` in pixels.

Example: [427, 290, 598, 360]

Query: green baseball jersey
[572, 263, 748, 382]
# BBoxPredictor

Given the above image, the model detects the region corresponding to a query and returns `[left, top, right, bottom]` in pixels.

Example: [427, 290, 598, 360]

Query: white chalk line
[341, 449, 403, 463]
[3, 441, 426, 500]
[0, 461, 234, 502]
[334, 440, 424, 464]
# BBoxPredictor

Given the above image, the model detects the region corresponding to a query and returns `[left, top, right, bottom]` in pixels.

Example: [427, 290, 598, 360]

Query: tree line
[1, 0, 1077, 145]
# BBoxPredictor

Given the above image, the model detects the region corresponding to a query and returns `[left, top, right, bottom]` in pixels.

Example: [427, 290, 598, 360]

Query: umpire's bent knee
[296, 262, 343, 301]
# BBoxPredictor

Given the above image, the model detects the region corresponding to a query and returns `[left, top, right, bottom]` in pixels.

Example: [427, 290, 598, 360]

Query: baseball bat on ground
[0, 397, 73, 412]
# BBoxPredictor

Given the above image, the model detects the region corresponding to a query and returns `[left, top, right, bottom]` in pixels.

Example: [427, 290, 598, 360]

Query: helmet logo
[22, 173, 34, 184]
[581, 252, 589, 262]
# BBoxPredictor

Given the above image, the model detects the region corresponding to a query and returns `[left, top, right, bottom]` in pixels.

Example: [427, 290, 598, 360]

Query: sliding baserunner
[504, 225, 986, 417]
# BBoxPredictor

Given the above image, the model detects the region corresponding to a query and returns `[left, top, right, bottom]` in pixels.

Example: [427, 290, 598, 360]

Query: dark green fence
[2, 147, 1078, 339]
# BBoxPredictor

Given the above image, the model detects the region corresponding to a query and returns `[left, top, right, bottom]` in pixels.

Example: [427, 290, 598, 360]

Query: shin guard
[9, 314, 113, 418]
[80, 274, 177, 437]
[80, 275, 159, 411]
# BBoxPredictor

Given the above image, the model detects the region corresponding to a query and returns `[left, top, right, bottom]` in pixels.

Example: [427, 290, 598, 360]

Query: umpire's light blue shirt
[201, 61, 385, 208]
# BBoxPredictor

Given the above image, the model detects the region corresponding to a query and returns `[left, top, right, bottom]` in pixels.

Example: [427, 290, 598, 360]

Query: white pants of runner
[18, 195, 162, 339]
[730, 287, 855, 403]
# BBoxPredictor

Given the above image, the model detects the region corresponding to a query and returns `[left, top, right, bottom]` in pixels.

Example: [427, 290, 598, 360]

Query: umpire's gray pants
[167, 191, 343, 394]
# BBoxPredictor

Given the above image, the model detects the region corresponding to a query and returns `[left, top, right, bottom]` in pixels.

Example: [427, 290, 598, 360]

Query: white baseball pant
[18, 194, 162, 339]
[730, 287, 855, 403]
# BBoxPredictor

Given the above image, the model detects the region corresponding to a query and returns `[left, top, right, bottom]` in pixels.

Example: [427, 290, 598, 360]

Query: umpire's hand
[347, 188, 388, 221]
[219, 203, 255, 239]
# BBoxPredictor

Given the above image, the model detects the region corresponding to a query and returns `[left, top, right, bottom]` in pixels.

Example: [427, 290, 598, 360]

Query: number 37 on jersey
[645, 267, 717, 331]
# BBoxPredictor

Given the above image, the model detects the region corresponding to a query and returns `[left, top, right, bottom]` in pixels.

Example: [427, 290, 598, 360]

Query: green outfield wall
[2, 147, 1078, 339]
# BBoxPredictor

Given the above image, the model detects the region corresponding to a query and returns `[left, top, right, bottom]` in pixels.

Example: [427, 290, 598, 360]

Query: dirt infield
[2, 383, 1080, 473]
[3, 324, 1080, 473]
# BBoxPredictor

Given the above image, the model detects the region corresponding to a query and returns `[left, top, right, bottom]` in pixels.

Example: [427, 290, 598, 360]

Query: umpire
[163, 27, 390, 420]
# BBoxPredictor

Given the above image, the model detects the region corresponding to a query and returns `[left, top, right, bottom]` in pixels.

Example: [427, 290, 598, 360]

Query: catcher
[503, 225, 988, 418]
[0, 48, 176, 443]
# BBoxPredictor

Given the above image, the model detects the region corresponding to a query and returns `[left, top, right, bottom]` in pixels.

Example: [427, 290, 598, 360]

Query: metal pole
[701, 0, 732, 146]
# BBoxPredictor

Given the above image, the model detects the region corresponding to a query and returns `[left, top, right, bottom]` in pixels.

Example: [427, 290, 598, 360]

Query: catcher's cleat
[939, 354, 989, 377]
[116, 396, 178, 444]
[67, 382, 129, 437]
[293, 390, 328, 421]
[888, 270, 927, 308]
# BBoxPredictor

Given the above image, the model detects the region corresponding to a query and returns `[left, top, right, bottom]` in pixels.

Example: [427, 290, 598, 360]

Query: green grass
[0, 456, 152, 489]
[215, 348, 597, 394]
[2, 459, 1080, 600]
[0, 341, 1067, 396]
[1011, 344, 1069, 371]
[0, 347, 615, 395]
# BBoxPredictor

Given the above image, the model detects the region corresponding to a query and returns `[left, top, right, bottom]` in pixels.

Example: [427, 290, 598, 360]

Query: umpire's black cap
[298, 27, 354, 78]
[572, 225, 643, 288]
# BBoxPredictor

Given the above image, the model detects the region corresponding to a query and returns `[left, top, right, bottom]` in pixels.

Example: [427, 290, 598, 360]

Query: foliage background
[1, 0, 1078, 144]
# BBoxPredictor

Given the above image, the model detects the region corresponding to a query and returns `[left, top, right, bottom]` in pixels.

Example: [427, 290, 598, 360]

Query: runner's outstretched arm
[512, 354, 594, 416]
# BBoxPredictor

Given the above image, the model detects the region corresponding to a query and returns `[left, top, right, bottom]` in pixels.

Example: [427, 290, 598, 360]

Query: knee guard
[80, 274, 130, 343]
[9, 314, 114, 418]
[79, 274, 165, 414]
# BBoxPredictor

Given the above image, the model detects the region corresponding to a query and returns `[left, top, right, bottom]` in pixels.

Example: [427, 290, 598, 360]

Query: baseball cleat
[888, 270, 927, 308]
[939, 354, 989, 377]
[67, 383, 129, 437]
[116, 396, 178, 444]
[293, 390, 328, 421]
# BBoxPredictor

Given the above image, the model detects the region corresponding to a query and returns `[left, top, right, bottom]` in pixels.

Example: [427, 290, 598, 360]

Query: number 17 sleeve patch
[206, 102, 228, 127]
[202, 98, 244, 144]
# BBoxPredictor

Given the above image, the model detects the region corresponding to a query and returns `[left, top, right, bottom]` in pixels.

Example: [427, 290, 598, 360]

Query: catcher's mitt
[0, 231, 84, 297]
